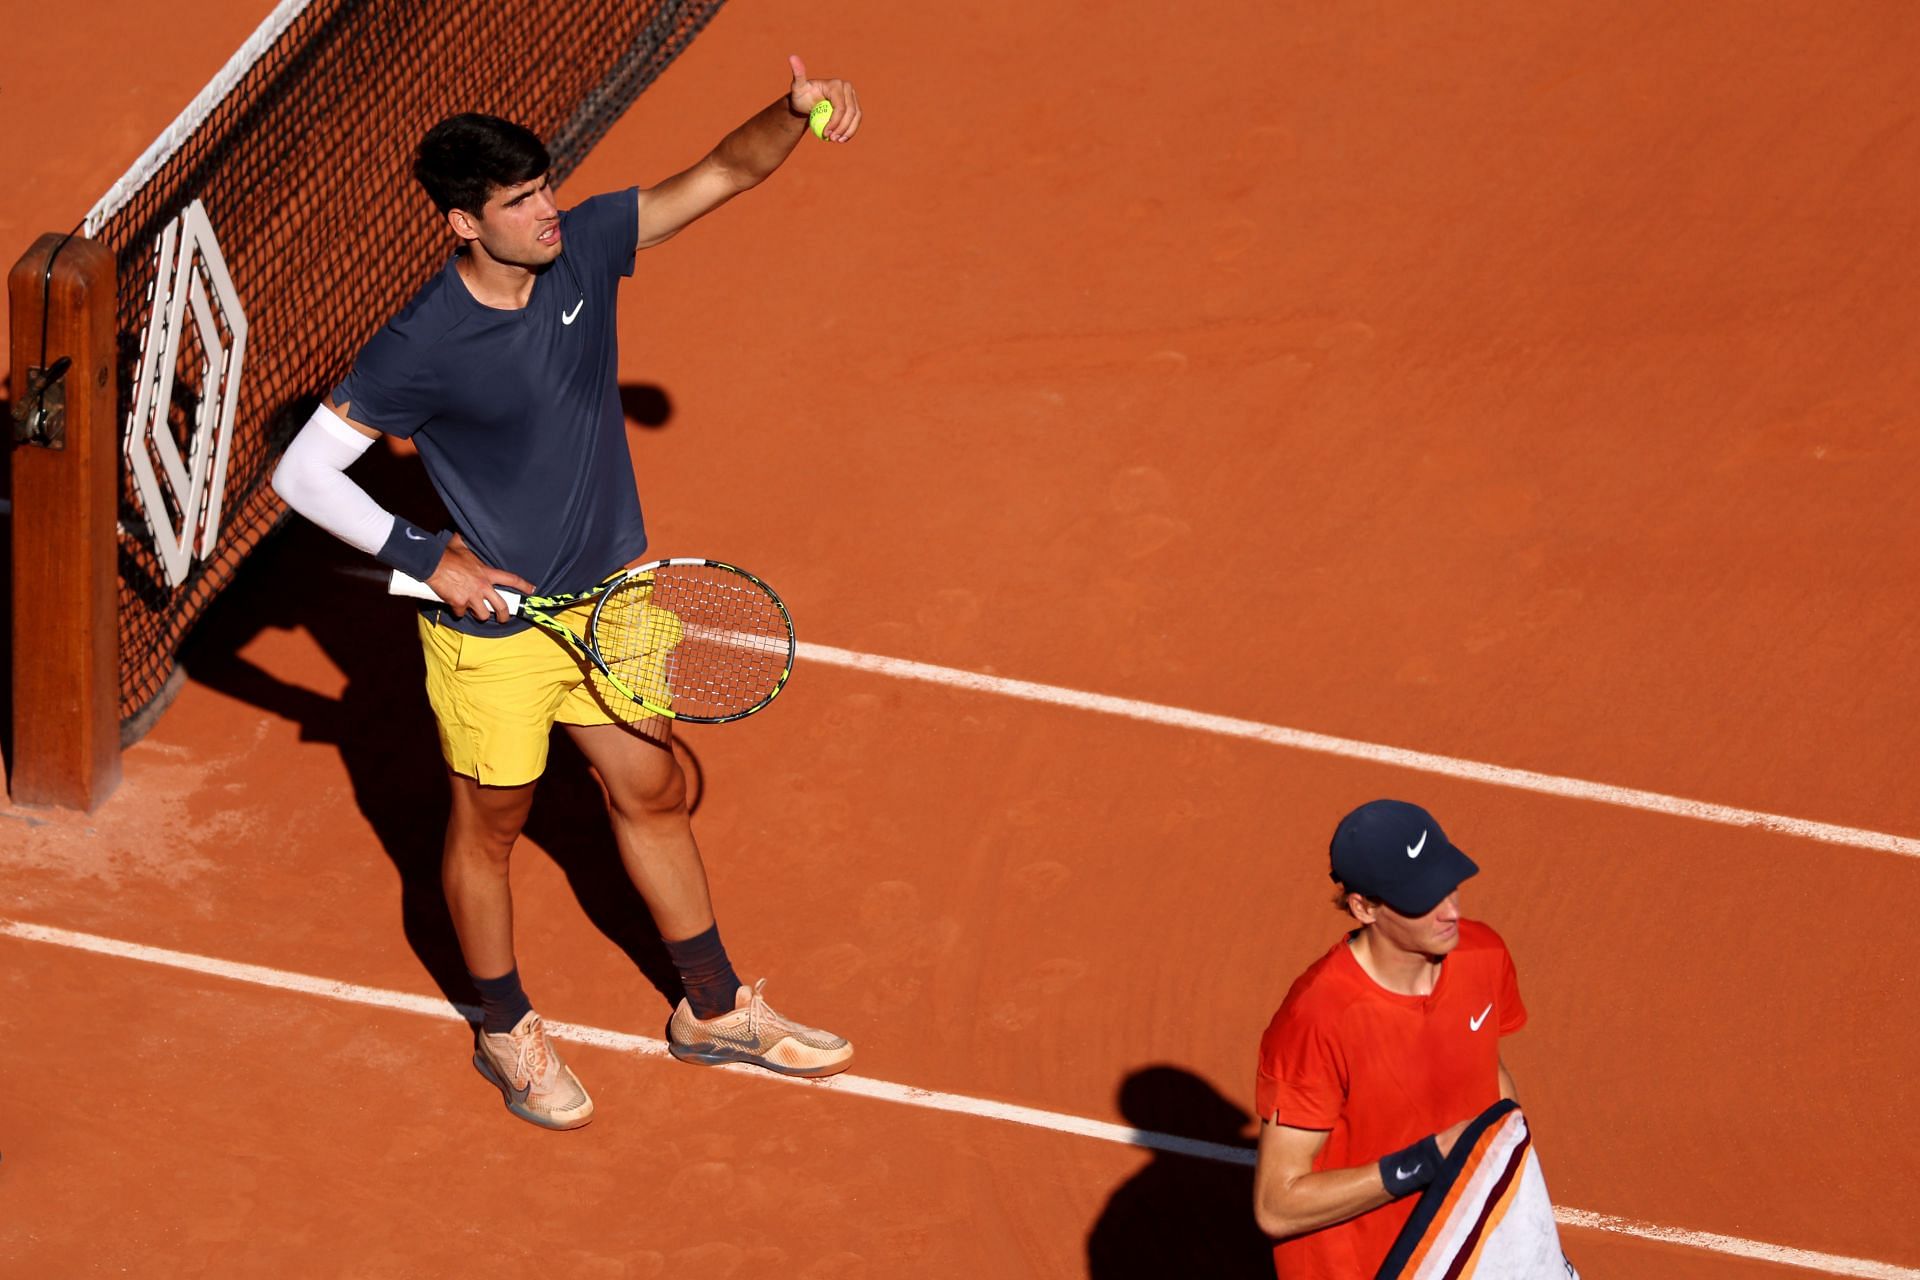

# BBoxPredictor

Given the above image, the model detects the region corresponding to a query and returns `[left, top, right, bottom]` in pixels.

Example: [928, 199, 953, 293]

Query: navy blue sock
[471, 967, 534, 1035]
[663, 922, 742, 1020]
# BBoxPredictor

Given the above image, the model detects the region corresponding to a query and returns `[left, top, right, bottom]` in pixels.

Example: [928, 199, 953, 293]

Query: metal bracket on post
[10, 356, 71, 447]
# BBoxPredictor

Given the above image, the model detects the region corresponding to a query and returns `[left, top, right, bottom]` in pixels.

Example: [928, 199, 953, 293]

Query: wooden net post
[8, 233, 120, 810]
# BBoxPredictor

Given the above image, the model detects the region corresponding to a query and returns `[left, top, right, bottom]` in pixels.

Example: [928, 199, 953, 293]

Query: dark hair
[412, 113, 551, 215]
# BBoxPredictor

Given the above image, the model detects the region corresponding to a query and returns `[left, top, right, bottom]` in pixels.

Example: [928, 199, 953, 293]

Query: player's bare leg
[564, 721, 716, 940]
[444, 770, 593, 1129]
[442, 771, 537, 978]
[565, 720, 852, 1077]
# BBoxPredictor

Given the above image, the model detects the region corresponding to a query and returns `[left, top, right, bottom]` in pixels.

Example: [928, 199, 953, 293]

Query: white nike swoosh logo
[1470, 1003, 1492, 1031]
[1396, 1163, 1421, 1179]
[403, 528, 428, 541]
[1407, 829, 1427, 858]
[562, 299, 584, 325]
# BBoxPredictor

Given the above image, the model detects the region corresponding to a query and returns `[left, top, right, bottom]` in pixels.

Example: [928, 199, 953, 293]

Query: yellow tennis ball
[809, 100, 833, 140]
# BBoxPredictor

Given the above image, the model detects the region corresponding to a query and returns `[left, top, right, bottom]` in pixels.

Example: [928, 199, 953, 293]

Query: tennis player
[272, 57, 862, 1130]
[1253, 799, 1525, 1277]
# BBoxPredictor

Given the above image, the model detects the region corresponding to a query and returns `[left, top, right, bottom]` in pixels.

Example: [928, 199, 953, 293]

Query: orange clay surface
[5, 1, 1920, 1277]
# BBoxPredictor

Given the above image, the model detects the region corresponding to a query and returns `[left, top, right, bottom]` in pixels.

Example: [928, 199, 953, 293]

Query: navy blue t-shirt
[335, 187, 648, 635]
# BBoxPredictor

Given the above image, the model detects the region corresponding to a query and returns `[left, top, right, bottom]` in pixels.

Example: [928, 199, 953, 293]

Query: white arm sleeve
[270, 404, 393, 557]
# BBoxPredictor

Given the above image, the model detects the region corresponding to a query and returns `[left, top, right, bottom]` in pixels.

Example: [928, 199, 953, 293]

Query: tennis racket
[389, 558, 795, 724]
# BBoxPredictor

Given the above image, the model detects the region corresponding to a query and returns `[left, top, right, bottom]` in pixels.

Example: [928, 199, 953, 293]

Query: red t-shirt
[1255, 920, 1526, 1279]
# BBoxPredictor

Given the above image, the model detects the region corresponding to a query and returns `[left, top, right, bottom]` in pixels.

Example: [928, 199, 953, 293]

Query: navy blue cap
[1328, 799, 1479, 916]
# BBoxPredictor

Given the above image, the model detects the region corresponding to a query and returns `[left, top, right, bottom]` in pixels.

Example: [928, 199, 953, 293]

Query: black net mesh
[88, 0, 728, 731]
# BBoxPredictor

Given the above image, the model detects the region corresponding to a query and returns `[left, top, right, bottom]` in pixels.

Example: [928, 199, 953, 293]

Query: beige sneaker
[667, 979, 853, 1078]
[472, 1011, 595, 1130]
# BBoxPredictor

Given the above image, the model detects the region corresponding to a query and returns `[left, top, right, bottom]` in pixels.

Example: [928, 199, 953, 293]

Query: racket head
[585, 559, 796, 724]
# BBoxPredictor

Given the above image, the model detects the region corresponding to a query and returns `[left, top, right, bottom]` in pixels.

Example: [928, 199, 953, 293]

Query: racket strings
[592, 567, 790, 720]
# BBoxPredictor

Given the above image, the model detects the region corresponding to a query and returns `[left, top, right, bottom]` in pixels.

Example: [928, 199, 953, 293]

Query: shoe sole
[667, 1040, 853, 1078]
[471, 1052, 594, 1130]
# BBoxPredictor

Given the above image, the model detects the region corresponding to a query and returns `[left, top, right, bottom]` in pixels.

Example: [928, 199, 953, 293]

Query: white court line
[6, 917, 1915, 1280]
[351, 558, 1919, 859]
[1548, 1210, 1920, 1280]
[797, 642, 1920, 861]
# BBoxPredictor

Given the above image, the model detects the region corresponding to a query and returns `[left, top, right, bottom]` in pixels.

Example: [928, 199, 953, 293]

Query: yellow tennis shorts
[417, 605, 657, 786]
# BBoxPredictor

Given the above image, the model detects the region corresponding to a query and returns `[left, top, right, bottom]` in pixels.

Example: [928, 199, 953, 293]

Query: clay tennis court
[4, 0, 1918, 1275]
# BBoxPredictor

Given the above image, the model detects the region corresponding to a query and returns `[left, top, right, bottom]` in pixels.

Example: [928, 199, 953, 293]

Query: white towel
[1375, 1101, 1579, 1280]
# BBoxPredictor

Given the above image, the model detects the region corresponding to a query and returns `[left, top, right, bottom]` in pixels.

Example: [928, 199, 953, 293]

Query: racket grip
[386, 570, 523, 615]
[387, 570, 437, 601]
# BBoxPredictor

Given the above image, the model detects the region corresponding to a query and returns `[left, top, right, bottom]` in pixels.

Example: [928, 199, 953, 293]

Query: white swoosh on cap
[1407, 830, 1427, 858]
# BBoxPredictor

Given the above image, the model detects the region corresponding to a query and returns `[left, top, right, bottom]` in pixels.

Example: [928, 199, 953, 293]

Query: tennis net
[78, 0, 728, 733]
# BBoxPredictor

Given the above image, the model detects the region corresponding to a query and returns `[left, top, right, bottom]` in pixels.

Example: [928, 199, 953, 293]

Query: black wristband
[1378, 1135, 1444, 1199]
[374, 516, 453, 582]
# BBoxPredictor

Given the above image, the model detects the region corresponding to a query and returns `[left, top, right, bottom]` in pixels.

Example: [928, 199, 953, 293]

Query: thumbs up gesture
[788, 54, 861, 143]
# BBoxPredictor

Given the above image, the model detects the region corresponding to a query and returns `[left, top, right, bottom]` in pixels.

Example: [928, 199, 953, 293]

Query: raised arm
[632, 54, 861, 250]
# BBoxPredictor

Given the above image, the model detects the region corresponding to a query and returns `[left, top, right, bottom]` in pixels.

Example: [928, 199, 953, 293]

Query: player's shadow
[175, 427, 696, 1015]
[1085, 1065, 1272, 1279]
[619, 382, 672, 429]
